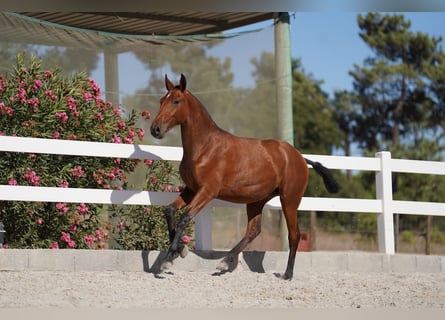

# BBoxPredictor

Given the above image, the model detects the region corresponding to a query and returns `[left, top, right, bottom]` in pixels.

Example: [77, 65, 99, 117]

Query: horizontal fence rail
[0, 135, 444, 253]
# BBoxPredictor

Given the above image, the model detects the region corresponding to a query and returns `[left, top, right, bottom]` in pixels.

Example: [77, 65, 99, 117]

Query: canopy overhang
[0, 12, 276, 52]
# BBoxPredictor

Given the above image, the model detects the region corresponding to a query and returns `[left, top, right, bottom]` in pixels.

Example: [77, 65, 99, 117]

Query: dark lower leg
[163, 213, 192, 264]
[164, 205, 176, 243]
[283, 230, 300, 280]
[218, 212, 262, 270]
[164, 188, 194, 245]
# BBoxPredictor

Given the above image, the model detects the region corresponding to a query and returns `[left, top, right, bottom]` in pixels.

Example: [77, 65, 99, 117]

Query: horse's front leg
[161, 187, 214, 271]
[162, 187, 194, 257]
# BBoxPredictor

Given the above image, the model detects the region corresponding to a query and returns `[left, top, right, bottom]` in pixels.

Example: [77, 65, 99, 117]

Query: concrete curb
[0, 249, 443, 273]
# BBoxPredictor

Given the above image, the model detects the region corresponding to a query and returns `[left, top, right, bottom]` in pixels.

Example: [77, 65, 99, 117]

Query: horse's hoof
[216, 260, 229, 272]
[160, 260, 173, 271]
[282, 273, 293, 281]
[179, 245, 189, 258]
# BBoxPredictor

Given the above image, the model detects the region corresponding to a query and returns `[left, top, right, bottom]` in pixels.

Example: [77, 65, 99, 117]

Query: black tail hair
[304, 158, 341, 194]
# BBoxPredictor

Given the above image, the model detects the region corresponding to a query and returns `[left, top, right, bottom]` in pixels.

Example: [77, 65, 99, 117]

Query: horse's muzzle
[150, 124, 163, 139]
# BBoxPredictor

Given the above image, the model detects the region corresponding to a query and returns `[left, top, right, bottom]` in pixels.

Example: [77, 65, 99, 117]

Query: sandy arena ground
[0, 269, 444, 309]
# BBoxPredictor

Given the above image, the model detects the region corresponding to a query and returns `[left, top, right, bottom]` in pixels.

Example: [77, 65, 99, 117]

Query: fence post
[194, 205, 213, 250]
[375, 151, 395, 254]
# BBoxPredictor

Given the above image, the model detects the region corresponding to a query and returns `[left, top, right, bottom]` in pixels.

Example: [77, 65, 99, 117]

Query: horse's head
[150, 74, 188, 139]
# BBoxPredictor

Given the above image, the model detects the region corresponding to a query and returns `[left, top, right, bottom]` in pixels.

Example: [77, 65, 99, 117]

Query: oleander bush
[0, 53, 193, 250]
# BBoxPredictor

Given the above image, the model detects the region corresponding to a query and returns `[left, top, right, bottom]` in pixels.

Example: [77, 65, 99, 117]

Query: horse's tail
[304, 158, 341, 194]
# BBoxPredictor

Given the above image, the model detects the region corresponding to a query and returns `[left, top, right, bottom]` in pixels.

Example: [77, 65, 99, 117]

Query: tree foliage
[350, 13, 445, 156]
[343, 13, 445, 238]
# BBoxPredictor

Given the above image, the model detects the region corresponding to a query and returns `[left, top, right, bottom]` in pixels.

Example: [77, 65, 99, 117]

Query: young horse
[150, 74, 340, 280]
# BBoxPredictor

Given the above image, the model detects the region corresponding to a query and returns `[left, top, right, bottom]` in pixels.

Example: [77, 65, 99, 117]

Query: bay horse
[150, 74, 340, 280]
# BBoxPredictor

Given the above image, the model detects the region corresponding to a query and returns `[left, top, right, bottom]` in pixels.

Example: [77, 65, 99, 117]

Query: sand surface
[1, 269, 444, 308]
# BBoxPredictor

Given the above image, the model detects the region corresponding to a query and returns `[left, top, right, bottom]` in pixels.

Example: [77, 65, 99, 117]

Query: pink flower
[71, 166, 85, 178]
[60, 232, 71, 243]
[150, 176, 158, 185]
[113, 108, 122, 117]
[22, 167, 40, 186]
[61, 232, 76, 248]
[137, 128, 145, 140]
[111, 135, 122, 144]
[117, 121, 126, 130]
[66, 96, 75, 105]
[95, 229, 104, 240]
[36, 217, 43, 225]
[162, 184, 173, 192]
[116, 221, 124, 229]
[76, 203, 89, 214]
[49, 242, 59, 249]
[83, 91, 93, 102]
[67, 240, 76, 248]
[43, 70, 53, 79]
[58, 180, 69, 188]
[0, 102, 14, 116]
[182, 235, 191, 244]
[69, 225, 77, 232]
[44, 89, 56, 99]
[106, 172, 116, 181]
[89, 78, 101, 96]
[123, 137, 132, 144]
[84, 235, 95, 246]
[56, 202, 69, 214]
[141, 110, 150, 120]
[67, 97, 78, 116]
[32, 79, 43, 92]
[15, 88, 27, 103]
[127, 129, 135, 139]
[52, 131, 60, 139]
[8, 179, 17, 185]
[95, 112, 104, 121]
[144, 159, 153, 166]
[55, 112, 68, 123]
[27, 97, 40, 112]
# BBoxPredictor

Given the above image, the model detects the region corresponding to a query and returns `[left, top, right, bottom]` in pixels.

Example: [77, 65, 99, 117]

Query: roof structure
[0, 12, 276, 52]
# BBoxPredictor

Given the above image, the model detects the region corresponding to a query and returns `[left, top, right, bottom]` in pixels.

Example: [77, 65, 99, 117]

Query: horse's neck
[180, 97, 222, 158]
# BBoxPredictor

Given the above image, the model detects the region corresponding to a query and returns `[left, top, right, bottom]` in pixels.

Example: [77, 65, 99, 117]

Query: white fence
[0, 135, 445, 254]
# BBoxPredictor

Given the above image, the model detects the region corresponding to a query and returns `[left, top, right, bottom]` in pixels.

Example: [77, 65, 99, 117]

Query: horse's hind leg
[217, 200, 266, 272]
[280, 196, 301, 280]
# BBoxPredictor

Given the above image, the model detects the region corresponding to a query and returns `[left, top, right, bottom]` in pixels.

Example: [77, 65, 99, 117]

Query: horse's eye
[173, 99, 180, 105]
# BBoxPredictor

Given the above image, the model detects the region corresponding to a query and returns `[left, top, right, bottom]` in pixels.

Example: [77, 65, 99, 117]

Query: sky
[91, 12, 445, 101]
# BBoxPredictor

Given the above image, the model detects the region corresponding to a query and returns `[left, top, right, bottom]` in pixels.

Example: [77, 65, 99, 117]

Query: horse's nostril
[151, 125, 161, 138]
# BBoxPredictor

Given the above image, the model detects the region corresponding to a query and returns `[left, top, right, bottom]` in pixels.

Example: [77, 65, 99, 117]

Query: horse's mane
[184, 89, 218, 127]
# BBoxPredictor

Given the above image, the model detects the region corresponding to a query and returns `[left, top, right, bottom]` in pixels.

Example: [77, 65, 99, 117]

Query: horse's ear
[165, 74, 174, 91]
[179, 73, 187, 91]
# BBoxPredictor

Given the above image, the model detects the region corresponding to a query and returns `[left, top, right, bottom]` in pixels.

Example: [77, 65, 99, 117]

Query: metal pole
[275, 12, 293, 145]
[274, 12, 294, 251]
[104, 51, 120, 107]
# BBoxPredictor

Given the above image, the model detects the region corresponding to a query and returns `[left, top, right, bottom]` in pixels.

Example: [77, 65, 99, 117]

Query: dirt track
[1, 269, 444, 308]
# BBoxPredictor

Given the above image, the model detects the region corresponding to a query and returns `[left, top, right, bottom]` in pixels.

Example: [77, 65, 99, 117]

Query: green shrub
[400, 230, 416, 244]
[431, 227, 445, 244]
[0, 53, 193, 250]
[110, 160, 194, 251]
